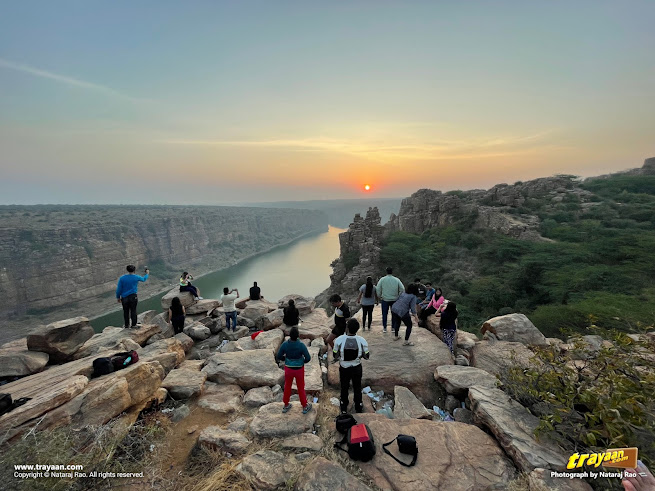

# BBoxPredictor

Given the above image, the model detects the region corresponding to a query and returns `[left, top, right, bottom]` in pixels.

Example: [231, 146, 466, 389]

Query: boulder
[257, 309, 284, 331]
[183, 322, 211, 341]
[468, 385, 567, 472]
[150, 312, 174, 338]
[445, 395, 460, 414]
[161, 368, 207, 399]
[171, 404, 190, 422]
[244, 386, 274, 408]
[240, 302, 270, 321]
[225, 326, 250, 341]
[235, 298, 249, 310]
[73, 324, 161, 360]
[145, 333, 166, 345]
[453, 407, 474, 424]
[238, 329, 284, 354]
[178, 360, 204, 371]
[434, 365, 500, 397]
[281, 433, 323, 452]
[328, 306, 453, 405]
[0, 338, 49, 378]
[237, 315, 255, 329]
[278, 295, 316, 315]
[197, 383, 243, 414]
[528, 468, 593, 491]
[565, 335, 604, 360]
[161, 287, 195, 310]
[27, 317, 94, 363]
[481, 314, 548, 346]
[186, 299, 221, 315]
[198, 426, 250, 455]
[295, 456, 373, 491]
[394, 386, 432, 420]
[137, 310, 158, 325]
[279, 308, 332, 340]
[354, 414, 516, 490]
[293, 347, 322, 394]
[174, 332, 194, 353]
[138, 338, 186, 374]
[456, 331, 478, 350]
[227, 417, 250, 432]
[220, 341, 244, 353]
[310, 337, 326, 354]
[202, 350, 284, 389]
[249, 402, 317, 438]
[237, 450, 295, 490]
[470, 341, 536, 377]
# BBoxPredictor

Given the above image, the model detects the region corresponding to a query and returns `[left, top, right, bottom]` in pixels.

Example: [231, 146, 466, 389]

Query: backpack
[382, 434, 418, 467]
[342, 337, 361, 362]
[335, 423, 376, 462]
[0, 393, 12, 417]
[110, 350, 139, 371]
[335, 413, 358, 434]
[92, 357, 114, 377]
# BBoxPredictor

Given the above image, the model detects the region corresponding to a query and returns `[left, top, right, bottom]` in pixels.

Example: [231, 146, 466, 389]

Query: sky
[1, 1, 654, 205]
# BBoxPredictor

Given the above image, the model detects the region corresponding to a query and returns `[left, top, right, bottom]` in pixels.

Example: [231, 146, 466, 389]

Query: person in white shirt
[333, 318, 370, 413]
[220, 286, 239, 332]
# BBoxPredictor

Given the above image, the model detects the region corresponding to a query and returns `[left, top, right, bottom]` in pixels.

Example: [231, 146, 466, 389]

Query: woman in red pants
[275, 326, 313, 414]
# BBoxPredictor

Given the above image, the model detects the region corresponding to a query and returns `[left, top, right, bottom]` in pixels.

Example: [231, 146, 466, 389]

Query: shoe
[282, 404, 292, 413]
[403, 341, 415, 346]
[198, 296, 204, 300]
[383, 328, 387, 333]
[355, 405, 364, 413]
[302, 403, 313, 414]
[393, 336, 401, 341]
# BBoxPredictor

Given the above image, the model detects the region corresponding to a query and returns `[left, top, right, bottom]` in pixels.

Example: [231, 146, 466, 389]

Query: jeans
[121, 294, 138, 328]
[283, 366, 307, 407]
[391, 312, 413, 341]
[179, 284, 199, 297]
[225, 311, 238, 331]
[339, 364, 363, 413]
[361, 305, 374, 329]
[380, 300, 395, 329]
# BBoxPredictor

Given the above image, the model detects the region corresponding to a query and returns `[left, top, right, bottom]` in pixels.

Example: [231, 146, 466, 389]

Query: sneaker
[393, 336, 401, 341]
[198, 296, 204, 300]
[282, 404, 292, 413]
[403, 341, 415, 346]
[383, 328, 387, 333]
[302, 403, 313, 414]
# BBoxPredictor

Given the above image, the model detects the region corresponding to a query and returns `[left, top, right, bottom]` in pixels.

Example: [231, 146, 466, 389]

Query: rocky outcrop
[236, 450, 296, 490]
[202, 350, 284, 390]
[354, 414, 516, 490]
[249, 402, 316, 438]
[393, 386, 432, 420]
[198, 426, 251, 455]
[481, 313, 548, 346]
[0, 338, 49, 378]
[279, 308, 332, 340]
[280, 433, 323, 452]
[277, 295, 316, 315]
[26, 317, 94, 363]
[197, 383, 244, 414]
[243, 386, 274, 408]
[74, 324, 161, 360]
[161, 368, 207, 399]
[295, 457, 374, 491]
[434, 365, 500, 397]
[470, 340, 537, 377]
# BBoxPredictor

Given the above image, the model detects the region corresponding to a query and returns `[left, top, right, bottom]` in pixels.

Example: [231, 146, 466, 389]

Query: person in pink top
[418, 287, 444, 326]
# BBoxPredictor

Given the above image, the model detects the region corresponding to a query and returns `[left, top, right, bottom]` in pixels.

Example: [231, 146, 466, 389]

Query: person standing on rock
[276, 326, 313, 414]
[419, 287, 444, 326]
[283, 299, 300, 328]
[390, 283, 419, 346]
[376, 267, 404, 333]
[179, 272, 203, 300]
[326, 294, 351, 355]
[333, 318, 370, 413]
[116, 265, 149, 329]
[356, 276, 378, 331]
[168, 296, 186, 334]
[249, 281, 263, 301]
[221, 287, 239, 332]
[439, 301, 458, 354]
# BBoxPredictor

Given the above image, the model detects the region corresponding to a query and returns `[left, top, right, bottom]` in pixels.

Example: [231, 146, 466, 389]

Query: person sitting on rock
[326, 294, 351, 356]
[418, 282, 436, 310]
[440, 301, 458, 354]
[283, 299, 300, 328]
[276, 326, 313, 415]
[413, 278, 427, 305]
[419, 287, 444, 326]
[333, 318, 370, 413]
[356, 276, 378, 331]
[116, 265, 149, 329]
[179, 272, 203, 300]
[221, 287, 239, 332]
[249, 281, 263, 301]
[168, 296, 186, 334]
[390, 283, 420, 346]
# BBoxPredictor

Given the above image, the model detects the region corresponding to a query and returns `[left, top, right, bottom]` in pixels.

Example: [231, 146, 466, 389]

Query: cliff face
[0, 206, 327, 318]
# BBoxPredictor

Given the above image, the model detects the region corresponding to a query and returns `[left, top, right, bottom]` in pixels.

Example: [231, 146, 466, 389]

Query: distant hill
[242, 198, 403, 228]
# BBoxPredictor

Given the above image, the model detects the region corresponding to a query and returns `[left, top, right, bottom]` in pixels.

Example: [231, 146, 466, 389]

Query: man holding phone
[116, 265, 149, 328]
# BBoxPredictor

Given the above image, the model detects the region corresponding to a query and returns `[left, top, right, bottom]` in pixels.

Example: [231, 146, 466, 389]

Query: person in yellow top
[180, 272, 203, 300]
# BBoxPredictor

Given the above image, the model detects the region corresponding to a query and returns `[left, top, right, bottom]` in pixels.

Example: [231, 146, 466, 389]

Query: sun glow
[364, 184, 371, 191]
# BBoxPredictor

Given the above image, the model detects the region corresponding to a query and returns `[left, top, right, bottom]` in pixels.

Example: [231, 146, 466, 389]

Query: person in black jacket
[326, 294, 350, 354]
[440, 301, 458, 354]
[283, 299, 300, 327]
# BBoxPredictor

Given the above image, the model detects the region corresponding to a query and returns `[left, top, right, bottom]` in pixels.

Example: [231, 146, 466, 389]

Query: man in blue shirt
[116, 265, 149, 328]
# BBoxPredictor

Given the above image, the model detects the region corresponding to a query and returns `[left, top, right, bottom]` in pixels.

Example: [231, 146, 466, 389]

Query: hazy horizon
[1, 1, 654, 205]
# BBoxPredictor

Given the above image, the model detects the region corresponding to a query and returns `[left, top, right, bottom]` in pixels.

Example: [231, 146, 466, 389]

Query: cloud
[0, 57, 151, 103]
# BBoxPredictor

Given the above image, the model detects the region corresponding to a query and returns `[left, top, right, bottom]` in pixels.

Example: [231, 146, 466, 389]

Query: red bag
[251, 330, 263, 340]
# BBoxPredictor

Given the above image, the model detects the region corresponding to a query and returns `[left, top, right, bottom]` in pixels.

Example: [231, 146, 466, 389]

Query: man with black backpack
[333, 318, 369, 413]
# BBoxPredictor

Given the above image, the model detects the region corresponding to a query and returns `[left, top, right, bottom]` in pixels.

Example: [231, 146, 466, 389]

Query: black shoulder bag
[382, 434, 418, 467]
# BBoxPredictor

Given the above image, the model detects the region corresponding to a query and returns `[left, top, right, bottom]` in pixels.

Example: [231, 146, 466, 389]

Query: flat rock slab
[183, 322, 211, 341]
[74, 324, 161, 360]
[434, 365, 500, 397]
[237, 450, 295, 490]
[481, 313, 548, 346]
[292, 347, 322, 394]
[280, 308, 332, 340]
[161, 368, 207, 399]
[202, 350, 284, 389]
[237, 329, 284, 354]
[240, 302, 270, 321]
[354, 414, 516, 491]
[198, 426, 250, 455]
[225, 326, 250, 341]
[197, 382, 243, 414]
[280, 433, 323, 452]
[328, 305, 453, 405]
[161, 287, 195, 310]
[249, 402, 317, 438]
[186, 299, 222, 315]
[244, 386, 274, 408]
[295, 457, 373, 491]
[468, 385, 567, 472]
[138, 337, 186, 374]
[470, 341, 537, 377]
[178, 360, 204, 371]
[27, 316, 94, 363]
[0, 338, 49, 378]
[394, 386, 432, 420]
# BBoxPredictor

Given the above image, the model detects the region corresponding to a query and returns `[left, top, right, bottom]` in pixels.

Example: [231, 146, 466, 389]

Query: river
[90, 225, 345, 330]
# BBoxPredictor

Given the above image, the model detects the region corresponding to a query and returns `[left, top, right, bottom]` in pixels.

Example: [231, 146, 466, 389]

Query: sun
[364, 184, 371, 191]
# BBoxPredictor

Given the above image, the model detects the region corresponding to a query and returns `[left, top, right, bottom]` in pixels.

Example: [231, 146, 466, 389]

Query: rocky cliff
[0, 205, 327, 322]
